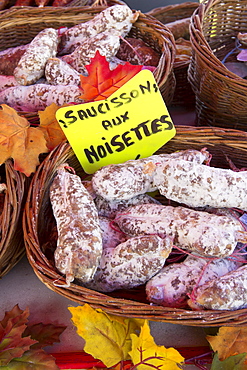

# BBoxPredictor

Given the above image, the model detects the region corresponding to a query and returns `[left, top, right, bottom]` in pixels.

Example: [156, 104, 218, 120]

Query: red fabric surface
[52, 346, 212, 369]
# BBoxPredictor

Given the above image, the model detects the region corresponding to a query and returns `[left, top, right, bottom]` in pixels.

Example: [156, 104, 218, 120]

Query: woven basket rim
[23, 125, 247, 326]
[0, 160, 26, 278]
[189, 0, 247, 86]
[146, 1, 198, 17]
[145, 1, 196, 106]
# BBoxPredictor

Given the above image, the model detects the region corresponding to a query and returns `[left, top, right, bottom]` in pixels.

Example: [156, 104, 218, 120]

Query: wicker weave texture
[0, 160, 27, 278]
[147, 2, 198, 107]
[189, 0, 247, 130]
[147, 2, 198, 25]
[23, 126, 247, 326]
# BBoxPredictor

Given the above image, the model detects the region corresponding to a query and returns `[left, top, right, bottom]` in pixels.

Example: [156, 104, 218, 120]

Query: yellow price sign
[56, 69, 176, 174]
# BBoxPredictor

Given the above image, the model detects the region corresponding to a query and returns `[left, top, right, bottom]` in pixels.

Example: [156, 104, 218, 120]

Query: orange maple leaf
[207, 327, 247, 362]
[38, 103, 67, 151]
[79, 51, 143, 102]
[0, 104, 49, 176]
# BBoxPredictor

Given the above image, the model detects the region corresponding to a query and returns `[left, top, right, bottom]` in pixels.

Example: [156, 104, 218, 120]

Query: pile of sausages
[0, 5, 147, 111]
[0, 0, 89, 11]
[49, 148, 247, 311]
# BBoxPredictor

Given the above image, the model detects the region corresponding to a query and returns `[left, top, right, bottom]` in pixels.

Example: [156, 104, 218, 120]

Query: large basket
[147, 2, 198, 107]
[23, 126, 247, 327]
[0, 5, 176, 123]
[0, 160, 27, 278]
[189, 0, 247, 130]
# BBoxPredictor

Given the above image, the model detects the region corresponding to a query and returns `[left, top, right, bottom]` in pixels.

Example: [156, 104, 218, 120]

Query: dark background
[124, 0, 198, 13]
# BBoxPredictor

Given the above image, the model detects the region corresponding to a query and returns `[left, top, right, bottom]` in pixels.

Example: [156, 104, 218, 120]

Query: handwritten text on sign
[56, 69, 176, 174]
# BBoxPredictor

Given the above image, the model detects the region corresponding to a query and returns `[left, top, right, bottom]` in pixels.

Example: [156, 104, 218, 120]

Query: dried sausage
[188, 264, 247, 310]
[59, 4, 139, 55]
[50, 163, 103, 287]
[45, 57, 80, 86]
[115, 204, 245, 258]
[92, 149, 210, 201]
[154, 158, 247, 211]
[0, 83, 82, 111]
[84, 234, 173, 292]
[61, 30, 122, 75]
[146, 255, 241, 308]
[14, 28, 59, 85]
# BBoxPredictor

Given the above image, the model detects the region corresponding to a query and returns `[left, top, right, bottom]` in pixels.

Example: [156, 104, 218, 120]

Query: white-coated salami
[61, 30, 122, 75]
[188, 264, 247, 310]
[14, 28, 59, 85]
[95, 193, 161, 219]
[0, 83, 82, 112]
[115, 204, 245, 257]
[49, 164, 103, 286]
[146, 255, 241, 308]
[84, 234, 173, 292]
[154, 158, 247, 211]
[59, 5, 139, 55]
[92, 149, 210, 201]
[45, 57, 80, 86]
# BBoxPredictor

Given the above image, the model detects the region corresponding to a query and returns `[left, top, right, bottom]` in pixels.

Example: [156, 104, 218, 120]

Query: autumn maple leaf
[211, 352, 247, 370]
[0, 304, 37, 366]
[23, 322, 66, 350]
[38, 103, 67, 151]
[207, 326, 247, 362]
[69, 304, 144, 368]
[79, 51, 143, 102]
[69, 304, 184, 370]
[129, 320, 184, 370]
[0, 104, 49, 176]
[0, 304, 66, 369]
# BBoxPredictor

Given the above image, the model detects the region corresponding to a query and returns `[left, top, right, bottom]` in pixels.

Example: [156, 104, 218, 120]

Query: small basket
[23, 126, 247, 327]
[147, 2, 198, 26]
[0, 160, 27, 278]
[189, 0, 247, 130]
[0, 5, 176, 123]
[147, 2, 198, 107]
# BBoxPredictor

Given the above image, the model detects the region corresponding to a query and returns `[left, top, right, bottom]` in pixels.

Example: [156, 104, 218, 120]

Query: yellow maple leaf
[207, 327, 247, 361]
[68, 304, 144, 368]
[129, 321, 184, 370]
[38, 103, 67, 151]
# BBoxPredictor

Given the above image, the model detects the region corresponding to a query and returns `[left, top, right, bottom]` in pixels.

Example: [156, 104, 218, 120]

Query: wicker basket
[23, 126, 247, 327]
[147, 2, 198, 107]
[65, 0, 125, 7]
[0, 160, 27, 278]
[3, 0, 124, 11]
[147, 2, 198, 26]
[189, 0, 247, 130]
[0, 5, 176, 123]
